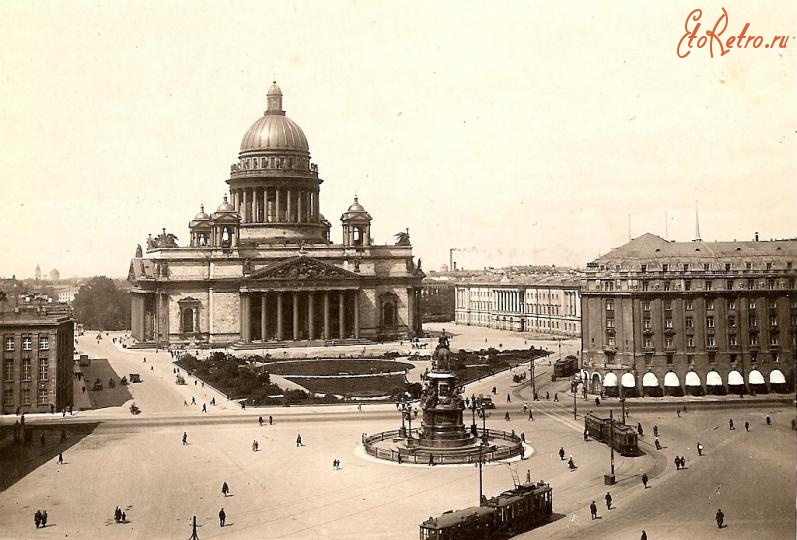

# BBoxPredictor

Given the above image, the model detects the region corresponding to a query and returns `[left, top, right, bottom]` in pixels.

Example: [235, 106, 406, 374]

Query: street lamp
[572, 380, 578, 420]
[529, 356, 536, 399]
[470, 393, 478, 436]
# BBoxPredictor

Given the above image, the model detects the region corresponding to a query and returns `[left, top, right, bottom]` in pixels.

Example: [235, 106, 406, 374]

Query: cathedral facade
[129, 83, 424, 347]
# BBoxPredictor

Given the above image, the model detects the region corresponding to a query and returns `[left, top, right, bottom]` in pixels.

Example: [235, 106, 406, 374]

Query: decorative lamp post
[604, 409, 616, 485]
[470, 393, 478, 435]
[572, 380, 578, 420]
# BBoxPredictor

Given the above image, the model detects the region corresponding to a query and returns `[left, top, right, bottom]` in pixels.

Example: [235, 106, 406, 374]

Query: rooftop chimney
[754, 232, 759, 242]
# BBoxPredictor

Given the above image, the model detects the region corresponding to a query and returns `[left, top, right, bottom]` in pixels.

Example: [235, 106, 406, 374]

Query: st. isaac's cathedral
[128, 83, 424, 347]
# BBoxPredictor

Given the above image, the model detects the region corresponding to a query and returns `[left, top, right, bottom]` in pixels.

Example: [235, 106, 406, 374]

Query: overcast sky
[1, 1, 794, 278]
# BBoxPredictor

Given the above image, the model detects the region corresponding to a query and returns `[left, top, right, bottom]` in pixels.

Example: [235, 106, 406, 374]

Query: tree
[72, 276, 131, 330]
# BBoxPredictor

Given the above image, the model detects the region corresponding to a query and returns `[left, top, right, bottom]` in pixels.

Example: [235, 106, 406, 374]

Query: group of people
[674, 456, 687, 470]
[258, 415, 274, 426]
[558, 447, 576, 470]
[114, 506, 127, 524]
[332, 458, 342, 469]
[33, 510, 48, 528]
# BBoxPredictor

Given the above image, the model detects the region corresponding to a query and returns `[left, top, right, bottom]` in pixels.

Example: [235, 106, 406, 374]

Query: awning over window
[727, 370, 744, 386]
[603, 373, 618, 387]
[684, 371, 701, 387]
[748, 370, 765, 385]
[621, 373, 636, 388]
[769, 370, 786, 384]
[664, 371, 681, 387]
[580, 370, 589, 381]
[706, 371, 723, 386]
[642, 372, 659, 387]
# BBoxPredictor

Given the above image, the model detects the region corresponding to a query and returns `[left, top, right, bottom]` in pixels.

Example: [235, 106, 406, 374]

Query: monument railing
[362, 428, 523, 464]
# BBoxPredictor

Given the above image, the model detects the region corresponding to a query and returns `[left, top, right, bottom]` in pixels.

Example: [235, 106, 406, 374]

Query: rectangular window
[749, 299, 756, 309]
[766, 262, 773, 270]
[707, 335, 716, 347]
[607, 335, 615, 346]
[773, 353, 779, 363]
[22, 336, 32, 351]
[687, 336, 695, 348]
[770, 335, 779, 346]
[708, 352, 716, 364]
[747, 279, 754, 290]
[2, 387, 12, 406]
[725, 263, 732, 271]
[606, 318, 615, 328]
[663, 299, 672, 310]
[642, 300, 651, 311]
[666, 354, 674, 365]
[704, 263, 710, 271]
[767, 279, 775, 290]
[770, 317, 778, 327]
[38, 359, 48, 381]
[643, 319, 652, 329]
[604, 281, 614, 292]
[641, 281, 649, 291]
[728, 316, 736, 327]
[37, 386, 48, 405]
[707, 299, 715, 310]
[685, 316, 694, 328]
[705, 280, 713, 291]
[4, 336, 13, 351]
[22, 387, 32, 405]
[643, 337, 652, 348]
[746, 262, 752, 270]
[665, 318, 673, 328]
[3, 359, 13, 381]
[21, 359, 31, 381]
[750, 335, 758, 346]
[727, 280, 734, 290]
[706, 316, 715, 328]
[662, 264, 669, 272]
[644, 355, 653, 367]
[605, 299, 614, 311]
[751, 351, 758, 363]
[665, 337, 674, 348]
[729, 335, 737, 346]
[682, 263, 689, 272]
[685, 300, 693, 311]
[684, 279, 691, 291]
[730, 353, 737, 363]
[663, 281, 671, 291]
[39, 336, 49, 351]
[728, 299, 736, 310]
[640, 264, 647, 273]
[749, 317, 757, 327]
[687, 354, 695, 365]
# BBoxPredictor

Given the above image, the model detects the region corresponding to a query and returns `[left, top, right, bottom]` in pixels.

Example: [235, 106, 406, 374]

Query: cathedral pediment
[248, 256, 359, 281]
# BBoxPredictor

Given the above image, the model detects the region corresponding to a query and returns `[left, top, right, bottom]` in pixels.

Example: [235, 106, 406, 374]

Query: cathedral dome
[194, 204, 210, 220]
[216, 195, 235, 213]
[240, 82, 309, 154]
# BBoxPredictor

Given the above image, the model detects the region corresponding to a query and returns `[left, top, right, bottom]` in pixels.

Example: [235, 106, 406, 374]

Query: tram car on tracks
[584, 413, 640, 456]
[419, 482, 553, 540]
[551, 355, 578, 381]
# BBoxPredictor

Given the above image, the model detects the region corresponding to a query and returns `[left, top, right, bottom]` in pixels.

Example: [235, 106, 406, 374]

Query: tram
[551, 355, 578, 381]
[584, 413, 639, 456]
[419, 482, 553, 540]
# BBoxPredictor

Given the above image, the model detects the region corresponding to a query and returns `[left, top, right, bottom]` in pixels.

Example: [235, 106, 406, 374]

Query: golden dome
[239, 82, 309, 154]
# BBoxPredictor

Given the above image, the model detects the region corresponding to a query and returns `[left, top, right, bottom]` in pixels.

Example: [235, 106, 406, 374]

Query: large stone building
[454, 275, 581, 337]
[1, 313, 74, 414]
[128, 83, 423, 347]
[580, 233, 796, 396]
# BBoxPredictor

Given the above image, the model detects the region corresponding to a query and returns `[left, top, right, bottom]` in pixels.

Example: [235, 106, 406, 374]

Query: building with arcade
[580, 233, 796, 396]
[128, 83, 424, 347]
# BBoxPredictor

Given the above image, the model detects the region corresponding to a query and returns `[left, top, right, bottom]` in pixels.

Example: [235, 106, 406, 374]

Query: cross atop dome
[266, 81, 284, 116]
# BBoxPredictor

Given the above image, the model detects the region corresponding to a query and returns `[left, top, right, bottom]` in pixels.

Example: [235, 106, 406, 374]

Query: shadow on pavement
[78, 359, 133, 409]
[0, 422, 99, 492]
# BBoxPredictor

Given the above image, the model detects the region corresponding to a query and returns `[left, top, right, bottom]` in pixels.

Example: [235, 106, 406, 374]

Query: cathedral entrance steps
[231, 338, 372, 350]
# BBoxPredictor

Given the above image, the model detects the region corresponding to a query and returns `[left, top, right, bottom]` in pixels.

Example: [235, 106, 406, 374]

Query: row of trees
[72, 276, 130, 330]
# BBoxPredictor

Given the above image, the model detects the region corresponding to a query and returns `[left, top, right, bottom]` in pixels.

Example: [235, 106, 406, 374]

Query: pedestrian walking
[528, 410, 534, 421]
[677, 408, 681, 417]
[259, 416, 264, 426]
[60, 429, 66, 442]
[523, 403, 528, 413]
[546, 392, 550, 400]
[715, 508, 724, 528]
[641, 531, 647, 540]
[641, 473, 648, 488]
[766, 415, 771, 426]
[221, 482, 229, 496]
[553, 393, 559, 402]
[202, 403, 207, 413]
[637, 422, 644, 437]
[41, 510, 47, 527]
[507, 393, 511, 403]
[57, 452, 63, 464]
[674, 456, 680, 470]
[744, 421, 749, 432]
[605, 491, 612, 510]
[654, 437, 661, 450]
[252, 440, 259, 451]
[296, 434, 303, 447]
[34, 510, 42, 529]
[115, 506, 122, 523]
[729, 418, 735, 430]
[121, 511, 126, 523]
[269, 415, 273, 425]
[559, 447, 565, 460]
[504, 411, 511, 421]
[219, 508, 226, 527]
[653, 425, 659, 437]
[568, 456, 576, 470]
[40, 433, 45, 447]
[589, 501, 598, 520]
[526, 469, 531, 483]
[595, 396, 600, 407]
[191, 396, 196, 405]
[182, 432, 188, 445]
[210, 397, 215, 406]
[697, 442, 704, 456]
